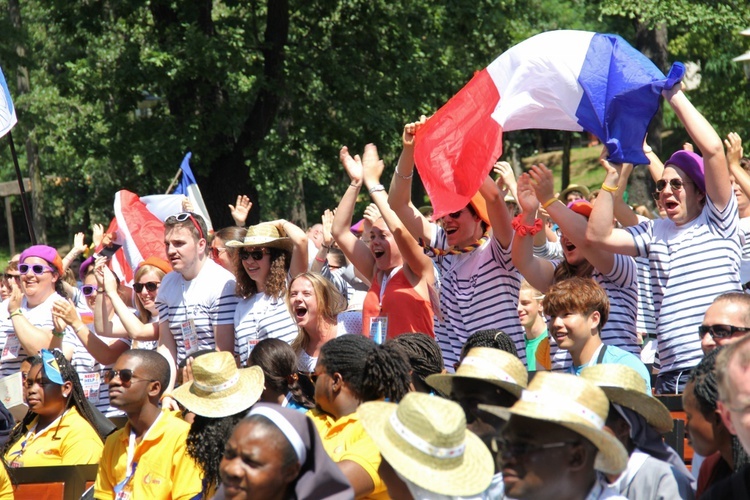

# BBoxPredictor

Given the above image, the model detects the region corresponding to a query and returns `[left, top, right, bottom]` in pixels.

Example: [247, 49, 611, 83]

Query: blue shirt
[569, 343, 652, 392]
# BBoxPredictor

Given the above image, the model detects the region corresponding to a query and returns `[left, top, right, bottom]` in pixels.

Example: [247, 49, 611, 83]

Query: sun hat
[559, 184, 590, 202]
[469, 192, 490, 226]
[664, 150, 705, 193]
[225, 222, 294, 252]
[172, 351, 265, 418]
[580, 364, 672, 434]
[358, 392, 494, 497]
[479, 371, 628, 475]
[568, 199, 593, 219]
[20, 245, 64, 276]
[425, 347, 527, 398]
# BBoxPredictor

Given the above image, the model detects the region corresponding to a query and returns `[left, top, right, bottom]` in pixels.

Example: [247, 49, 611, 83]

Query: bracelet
[96, 288, 104, 293]
[52, 330, 65, 338]
[541, 198, 558, 210]
[511, 215, 544, 236]
[600, 183, 619, 193]
[321, 243, 331, 249]
[395, 169, 414, 180]
[368, 184, 386, 195]
[644, 145, 653, 154]
[9, 309, 22, 319]
[74, 323, 87, 334]
[314, 256, 326, 263]
[349, 182, 361, 188]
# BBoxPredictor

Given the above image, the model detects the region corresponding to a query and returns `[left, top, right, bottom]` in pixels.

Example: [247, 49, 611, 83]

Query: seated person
[387, 333, 445, 394]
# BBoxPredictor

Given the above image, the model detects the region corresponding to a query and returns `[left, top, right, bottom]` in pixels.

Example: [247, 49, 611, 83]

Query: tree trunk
[561, 131, 572, 190]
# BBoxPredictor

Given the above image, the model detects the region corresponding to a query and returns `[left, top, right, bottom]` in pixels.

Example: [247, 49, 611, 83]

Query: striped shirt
[234, 293, 298, 367]
[156, 259, 239, 365]
[429, 224, 526, 370]
[625, 195, 741, 373]
[739, 217, 750, 285]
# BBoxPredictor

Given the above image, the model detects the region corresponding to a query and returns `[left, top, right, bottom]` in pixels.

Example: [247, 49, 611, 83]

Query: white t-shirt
[234, 293, 298, 367]
[625, 195, 741, 373]
[155, 259, 238, 364]
[429, 224, 526, 370]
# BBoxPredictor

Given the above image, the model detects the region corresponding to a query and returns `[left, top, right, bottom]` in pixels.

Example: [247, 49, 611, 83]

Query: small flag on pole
[0, 67, 17, 139]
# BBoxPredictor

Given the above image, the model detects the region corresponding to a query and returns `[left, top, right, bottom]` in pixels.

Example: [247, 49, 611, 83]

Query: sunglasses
[166, 212, 205, 241]
[210, 246, 226, 260]
[655, 179, 689, 192]
[442, 210, 465, 220]
[24, 377, 56, 389]
[81, 285, 98, 297]
[134, 281, 160, 293]
[698, 324, 750, 340]
[239, 248, 270, 261]
[105, 368, 155, 385]
[2, 273, 20, 281]
[494, 438, 579, 457]
[19, 263, 55, 276]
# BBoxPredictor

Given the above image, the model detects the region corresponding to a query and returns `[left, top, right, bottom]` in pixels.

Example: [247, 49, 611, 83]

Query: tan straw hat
[172, 351, 265, 418]
[426, 347, 527, 398]
[479, 371, 628, 475]
[559, 184, 590, 201]
[225, 222, 294, 252]
[580, 364, 672, 434]
[358, 392, 494, 497]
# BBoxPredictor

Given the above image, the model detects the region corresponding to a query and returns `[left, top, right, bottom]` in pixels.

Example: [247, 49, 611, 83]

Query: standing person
[389, 118, 525, 368]
[518, 280, 550, 371]
[94, 349, 203, 499]
[587, 83, 740, 394]
[210, 226, 247, 274]
[227, 221, 307, 367]
[332, 143, 435, 341]
[156, 212, 239, 366]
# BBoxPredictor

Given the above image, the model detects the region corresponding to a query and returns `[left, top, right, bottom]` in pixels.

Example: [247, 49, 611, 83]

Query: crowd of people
[0, 84, 744, 499]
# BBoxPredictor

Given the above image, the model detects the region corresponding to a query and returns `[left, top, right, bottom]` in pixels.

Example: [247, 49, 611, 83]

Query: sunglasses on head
[655, 179, 689, 193]
[81, 285, 98, 297]
[698, 324, 750, 340]
[19, 263, 55, 276]
[105, 368, 154, 385]
[166, 212, 205, 241]
[134, 281, 160, 293]
[239, 248, 270, 261]
[210, 246, 226, 260]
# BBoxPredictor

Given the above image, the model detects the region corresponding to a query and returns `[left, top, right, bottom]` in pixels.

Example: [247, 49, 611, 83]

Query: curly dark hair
[388, 333, 444, 390]
[249, 339, 314, 409]
[319, 335, 411, 403]
[187, 412, 245, 497]
[235, 247, 290, 299]
[460, 329, 517, 361]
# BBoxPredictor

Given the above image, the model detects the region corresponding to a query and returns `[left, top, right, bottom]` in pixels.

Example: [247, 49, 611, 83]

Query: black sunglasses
[239, 248, 270, 261]
[655, 179, 689, 192]
[494, 438, 579, 457]
[105, 369, 155, 385]
[698, 324, 750, 340]
[442, 210, 464, 220]
[134, 281, 160, 293]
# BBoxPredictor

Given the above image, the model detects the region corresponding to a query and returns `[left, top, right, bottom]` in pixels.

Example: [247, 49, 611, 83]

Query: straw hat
[425, 347, 527, 398]
[479, 371, 628, 475]
[172, 351, 265, 418]
[358, 392, 494, 497]
[559, 184, 590, 202]
[225, 223, 294, 252]
[580, 364, 672, 434]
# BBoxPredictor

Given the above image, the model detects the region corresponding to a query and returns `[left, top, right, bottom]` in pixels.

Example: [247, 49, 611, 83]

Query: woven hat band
[460, 356, 516, 383]
[521, 390, 604, 429]
[193, 372, 240, 393]
[249, 406, 307, 465]
[389, 412, 466, 459]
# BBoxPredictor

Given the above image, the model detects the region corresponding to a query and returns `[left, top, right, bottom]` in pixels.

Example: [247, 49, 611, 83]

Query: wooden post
[4, 197, 13, 255]
[0, 178, 31, 255]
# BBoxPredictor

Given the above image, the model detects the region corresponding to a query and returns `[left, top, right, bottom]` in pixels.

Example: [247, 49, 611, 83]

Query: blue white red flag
[0, 67, 17, 139]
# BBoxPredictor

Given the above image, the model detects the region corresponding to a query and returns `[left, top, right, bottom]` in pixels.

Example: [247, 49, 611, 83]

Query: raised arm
[310, 209, 335, 274]
[61, 232, 88, 273]
[664, 86, 731, 209]
[228, 195, 253, 227]
[270, 220, 308, 277]
[387, 117, 434, 242]
[585, 161, 639, 256]
[331, 147, 376, 280]
[53, 299, 129, 365]
[97, 261, 158, 340]
[610, 161, 641, 228]
[479, 173, 514, 249]
[493, 161, 519, 205]
[362, 143, 435, 283]
[726, 133, 750, 202]
[643, 137, 664, 183]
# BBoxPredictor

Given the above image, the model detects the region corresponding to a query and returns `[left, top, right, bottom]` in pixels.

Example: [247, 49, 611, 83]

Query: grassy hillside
[522, 146, 606, 194]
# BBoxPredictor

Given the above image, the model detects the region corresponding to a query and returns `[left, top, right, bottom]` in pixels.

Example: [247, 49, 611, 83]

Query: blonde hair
[287, 272, 346, 354]
[134, 264, 166, 322]
[520, 279, 544, 301]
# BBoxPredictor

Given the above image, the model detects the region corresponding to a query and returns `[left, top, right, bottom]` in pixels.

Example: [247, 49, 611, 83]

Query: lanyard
[9, 410, 68, 464]
[378, 266, 402, 309]
[114, 411, 163, 495]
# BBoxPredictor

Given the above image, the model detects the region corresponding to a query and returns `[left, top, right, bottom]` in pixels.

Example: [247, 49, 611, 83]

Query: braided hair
[2, 350, 107, 458]
[460, 329, 517, 361]
[187, 412, 245, 497]
[319, 335, 411, 403]
[249, 338, 314, 409]
[388, 333, 444, 389]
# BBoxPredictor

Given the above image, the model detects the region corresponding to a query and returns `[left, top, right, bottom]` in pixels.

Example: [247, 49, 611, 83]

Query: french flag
[0, 66, 17, 139]
[414, 30, 684, 219]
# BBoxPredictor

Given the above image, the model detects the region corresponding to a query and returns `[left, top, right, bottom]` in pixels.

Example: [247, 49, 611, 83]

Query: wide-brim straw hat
[172, 351, 265, 418]
[426, 347, 527, 398]
[559, 184, 590, 201]
[580, 364, 672, 434]
[225, 223, 294, 252]
[358, 392, 494, 497]
[479, 371, 628, 475]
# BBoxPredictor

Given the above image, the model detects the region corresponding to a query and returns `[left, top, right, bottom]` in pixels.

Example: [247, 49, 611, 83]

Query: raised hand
[526, 164, 556, 203]
[321, 209, 334, 246]
[362, 144, 385, 188]
[228, 195, 253, 227]
[725, 132, 744, 167]
[340, 146, 363, 184]
[516, 174, 540, 215]
[403, 115, 428, 146]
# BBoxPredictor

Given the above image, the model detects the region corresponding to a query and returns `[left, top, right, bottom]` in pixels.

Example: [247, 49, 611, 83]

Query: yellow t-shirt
[4, 406, 103, 467]
[0, 465, 12, 500]
[94, 409, 202, 500]
[308, 408, 389, 500]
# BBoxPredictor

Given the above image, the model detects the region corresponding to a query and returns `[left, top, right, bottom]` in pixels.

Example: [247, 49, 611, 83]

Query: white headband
[248, 406, 307, 465]
[520, 390, 605, 429]
[193, 372, 239, 393]
[460, 356, 518, 384]
[389, 411, 465, 459]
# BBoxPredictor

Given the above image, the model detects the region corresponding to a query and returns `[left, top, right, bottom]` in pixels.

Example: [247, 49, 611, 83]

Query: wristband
[644, 145, 653, 154]
[600, 183, 619, 193]
[74, 323, 87, 334]
[368, 184, 386, 195]
[541, 198, 558, 210]
[52, 330, 65, 338]
[314, 256, 326, 263]
[511, 215, 543, 236]
[321, 243, 331, 250]
[9, 309, 22, 319]
[349, 182, 361, 188]
[395, 169, 414, 180]
[96, 288, 105, 293]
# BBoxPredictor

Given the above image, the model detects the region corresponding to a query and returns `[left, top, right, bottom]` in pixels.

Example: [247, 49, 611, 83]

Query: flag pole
[165, 167, 182, 195]
[7, 130, 36, 245]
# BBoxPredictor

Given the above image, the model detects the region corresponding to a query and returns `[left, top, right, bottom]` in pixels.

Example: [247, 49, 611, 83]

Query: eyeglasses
[166, 212, 205, 241]
[698, 324, 750, 340]
[494, 438, 579, 457]
[210, 246, 226, 260]
[2, 273, 20, 282]
[134, 281, 160, 293]
[239, 248, 270, 261]
[105, 369, 155, 385]
[19, 263, 55, 276]
[24, 377, 56, 389]
[81, 285, 97, 297]
[655, 179, 689, 193]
